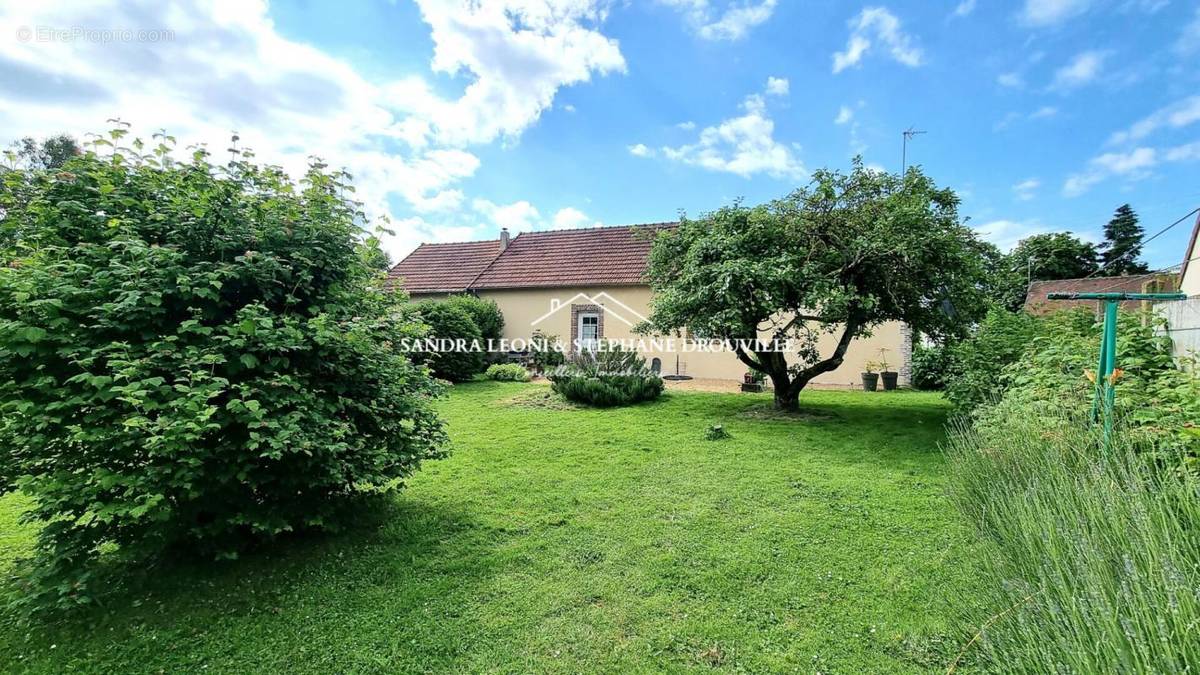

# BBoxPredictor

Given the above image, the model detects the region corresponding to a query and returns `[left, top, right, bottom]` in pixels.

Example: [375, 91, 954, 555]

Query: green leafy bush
[444, 294, 504, 343]
[944, 412, 1200, 671]
[0, 129, 447, 611]
[484, 363, 530, 382]
[942, 307, 1042, 411]
[549, 347, 663, 407]
[412, 300, 484, 382]
[909, 343, 950, 390]
[528, 329, 565, 373]
[973, 309, 1197, 465]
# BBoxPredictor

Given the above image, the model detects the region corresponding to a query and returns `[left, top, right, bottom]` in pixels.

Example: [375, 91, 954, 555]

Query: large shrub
[549, 347, 663, 406]
[444, 294, 504, 343]
[909, 342, 950, 390]
[411, 300, 485, 382]
[944, 412, 1200, 671]
[0, 130, 446, 610]
[942, 307, 1043, 412]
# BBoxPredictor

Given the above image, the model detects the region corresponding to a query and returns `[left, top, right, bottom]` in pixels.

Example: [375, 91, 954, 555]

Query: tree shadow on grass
[1, 495, 506, 672]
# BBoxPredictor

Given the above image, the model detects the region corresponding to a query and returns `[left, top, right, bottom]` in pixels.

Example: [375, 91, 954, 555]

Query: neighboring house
[1156, 211, 1200, 359]
[389, 223, 911, 387]
[1181, 211, 1200, 297]
[1024, 274, 1178, 317]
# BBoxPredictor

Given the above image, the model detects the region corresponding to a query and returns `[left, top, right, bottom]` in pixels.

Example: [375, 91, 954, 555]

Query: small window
[650, 357, 662, 374]
[578, 313, 600, 351]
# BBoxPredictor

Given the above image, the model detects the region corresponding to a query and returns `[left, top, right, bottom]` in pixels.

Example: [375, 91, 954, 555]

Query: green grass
[0, 383, 983, 673]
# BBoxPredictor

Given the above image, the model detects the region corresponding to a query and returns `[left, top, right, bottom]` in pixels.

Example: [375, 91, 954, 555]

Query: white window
[579, 313, 600, 351]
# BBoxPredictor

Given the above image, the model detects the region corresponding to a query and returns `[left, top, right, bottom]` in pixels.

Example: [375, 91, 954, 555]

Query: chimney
[500, 228, 510, 250]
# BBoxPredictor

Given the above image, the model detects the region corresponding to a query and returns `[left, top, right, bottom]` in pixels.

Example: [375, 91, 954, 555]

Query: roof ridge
[509, 221, 676, 238]
[416, 238, 500, 247]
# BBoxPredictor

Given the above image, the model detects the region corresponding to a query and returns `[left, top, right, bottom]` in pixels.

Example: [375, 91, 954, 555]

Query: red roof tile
[469, 223, 675, 289]
[387, 239, 503, 294]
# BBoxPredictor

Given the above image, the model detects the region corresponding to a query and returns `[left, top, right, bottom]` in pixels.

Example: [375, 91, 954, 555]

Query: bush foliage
[444, 294, 504, 343]
[484, 363, 530, 382]
[412, 300, 484, 382]
[909, 343, 950, 390]
[0, 129, 447, 611]
[549, 347, 663, 407]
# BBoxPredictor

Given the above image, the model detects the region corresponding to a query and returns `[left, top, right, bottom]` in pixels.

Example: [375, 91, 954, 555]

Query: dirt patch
[500, 387, 580, 410]
[738, 403, 835, 422]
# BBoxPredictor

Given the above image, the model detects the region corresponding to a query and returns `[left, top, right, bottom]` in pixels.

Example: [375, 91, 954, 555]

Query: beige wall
[1183, 235, 1200, 297]
[476, 285, 910, 387]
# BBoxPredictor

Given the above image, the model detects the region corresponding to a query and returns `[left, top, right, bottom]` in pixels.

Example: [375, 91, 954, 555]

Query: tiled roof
[387, 239, 503, 294]
[1024, 274, 1178, 316]
[469, 223, 675, 289]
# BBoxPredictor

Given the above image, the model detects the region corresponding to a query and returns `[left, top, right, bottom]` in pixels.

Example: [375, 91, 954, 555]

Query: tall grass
[944, 412, 1200, 672]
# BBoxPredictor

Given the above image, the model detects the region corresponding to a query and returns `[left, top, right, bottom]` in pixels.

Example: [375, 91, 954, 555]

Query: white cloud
[0, 0, 626, 261]
[472, 198, 542, 231]
[834, 106, 854, 125]
[676, 121, 697, 130]
[1019, 0, 1092, 26]
[408, 0, 626, 146]
[628, 143, 653, 157]
[1030, 106, 1059, 119]
[552, 207, 602, 229]
[1013, 178, 1040, 201]
[1051, 50, 1107, 90]
[832, 7, 924, 74]
[660, 92, 804, 179]
[975, 219, 1052, 251]
[765, 76, 789, 96]
[1164, 141, 1200, 162]
[1178, 7, 1200, 55]
[659, 0, 778, 41]
[997, 72, 1024, 88]
[952, 0, 977, 17]
[1108, 96, 1200, 145]
[1063, 147, 1157, 196]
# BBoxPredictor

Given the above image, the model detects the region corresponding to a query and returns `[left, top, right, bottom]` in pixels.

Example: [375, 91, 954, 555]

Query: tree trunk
[733, 317, 863, 412]
[772, 377, 800, 411]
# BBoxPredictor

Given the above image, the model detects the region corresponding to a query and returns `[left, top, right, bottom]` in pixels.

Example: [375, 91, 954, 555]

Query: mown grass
[0, 383, 983, 673]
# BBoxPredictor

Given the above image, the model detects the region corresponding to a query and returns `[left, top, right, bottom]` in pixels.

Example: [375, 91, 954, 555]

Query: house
[1181, 211, 1200, 297]
[1024, 273, 1179, 316]
[388, 223, 912, 387]
[1156, 211, 1200, 359]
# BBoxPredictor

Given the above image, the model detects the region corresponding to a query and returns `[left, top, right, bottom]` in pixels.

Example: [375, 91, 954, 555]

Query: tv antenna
[901, 127, 926, 174]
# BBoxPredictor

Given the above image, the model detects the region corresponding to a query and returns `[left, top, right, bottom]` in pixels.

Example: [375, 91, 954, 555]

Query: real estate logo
[530, 291, 649, 328]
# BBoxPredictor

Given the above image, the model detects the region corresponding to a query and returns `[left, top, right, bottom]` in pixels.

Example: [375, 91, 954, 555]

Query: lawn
[0, 383, 983, 673]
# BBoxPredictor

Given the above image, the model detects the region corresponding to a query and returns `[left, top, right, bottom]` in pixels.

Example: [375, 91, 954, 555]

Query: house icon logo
[530, 292, 649, 327]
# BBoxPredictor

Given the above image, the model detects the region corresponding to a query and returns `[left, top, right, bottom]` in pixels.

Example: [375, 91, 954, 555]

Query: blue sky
[1, 0, 1198, 268]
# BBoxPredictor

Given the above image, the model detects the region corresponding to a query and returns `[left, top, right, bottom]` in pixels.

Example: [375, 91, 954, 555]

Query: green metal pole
[1101, 300, 1118, 445]
[1090, 304, 1111, 422]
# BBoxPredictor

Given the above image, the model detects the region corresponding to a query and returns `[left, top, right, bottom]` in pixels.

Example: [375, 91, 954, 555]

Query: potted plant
[741, 369, 765, 392]
[876, 348, 898, 391]
[861, 361, 880, 392]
